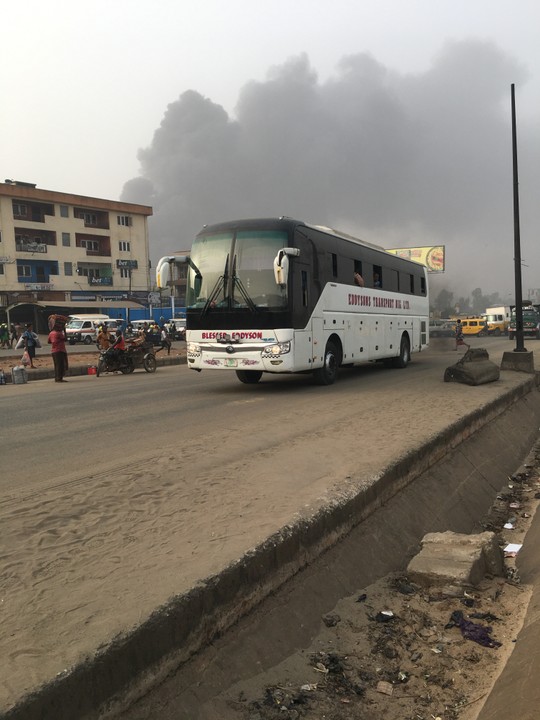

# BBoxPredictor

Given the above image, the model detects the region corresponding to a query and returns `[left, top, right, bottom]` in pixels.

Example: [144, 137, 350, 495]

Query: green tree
[432, 289, 455, 317]
[471, 288, 485, 314]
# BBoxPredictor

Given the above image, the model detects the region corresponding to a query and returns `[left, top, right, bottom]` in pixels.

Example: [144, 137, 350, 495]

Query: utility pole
[511, 83, 526, 353]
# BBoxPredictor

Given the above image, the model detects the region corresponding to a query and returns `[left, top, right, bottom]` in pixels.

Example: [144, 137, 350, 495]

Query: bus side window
[331, 253, 338, 279]
[386, 269, 398, 292]
[373, 265, 382, 288]
[409, 274, 414, 293]
[301, 270, 308, 306]
[420, 276, 426, 295]
[353, 261, 364, 286]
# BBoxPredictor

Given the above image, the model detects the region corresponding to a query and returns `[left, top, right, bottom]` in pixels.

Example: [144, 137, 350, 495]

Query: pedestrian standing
[22, 323, 38, 368]
[0, 323, 8, 348]
[9, 323, 17, 349]
[48, 322, 69, 382]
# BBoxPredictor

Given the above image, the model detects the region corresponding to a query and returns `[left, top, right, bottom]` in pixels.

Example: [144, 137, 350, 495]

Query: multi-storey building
[0, 180, 153, 330]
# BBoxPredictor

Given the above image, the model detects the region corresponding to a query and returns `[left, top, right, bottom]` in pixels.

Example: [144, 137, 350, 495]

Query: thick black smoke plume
[122, 40, 540, 296]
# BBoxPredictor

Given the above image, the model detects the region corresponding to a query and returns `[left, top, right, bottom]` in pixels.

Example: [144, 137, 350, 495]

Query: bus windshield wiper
[201, 254, 229, 316]
[231, 255, 257, 313]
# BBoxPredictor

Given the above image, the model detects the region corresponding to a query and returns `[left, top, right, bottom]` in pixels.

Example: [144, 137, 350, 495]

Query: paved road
[0, 336, 523, 497]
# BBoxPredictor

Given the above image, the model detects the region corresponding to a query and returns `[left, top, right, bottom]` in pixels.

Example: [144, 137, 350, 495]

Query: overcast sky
[2, 0, 539, 298]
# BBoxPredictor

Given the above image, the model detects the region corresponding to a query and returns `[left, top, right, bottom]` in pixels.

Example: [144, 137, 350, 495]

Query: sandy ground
[221, 471, 540, 720]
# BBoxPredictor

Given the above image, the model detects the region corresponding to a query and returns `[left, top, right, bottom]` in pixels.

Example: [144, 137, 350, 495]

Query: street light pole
[511, 83, 526, 353]
[126, 268, 132, 323]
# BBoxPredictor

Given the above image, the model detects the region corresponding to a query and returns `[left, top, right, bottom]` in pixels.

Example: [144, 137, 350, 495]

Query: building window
[60, 205, 69, 218]
[49, 265, 59, 276]
[77, 212, 97, 225]
[64, 262, 73, 276]
[17, 264, 31, 277]
[80, 239, 99, 252]
[0, 264, 4, 274]
[117, 215, 132, 227]
[62, 232, 71, 247]
[119, 267, 131, 279]
[78, 267, 100, 278]
[13, 202, 27, 217]
[119, 240, 131, 252]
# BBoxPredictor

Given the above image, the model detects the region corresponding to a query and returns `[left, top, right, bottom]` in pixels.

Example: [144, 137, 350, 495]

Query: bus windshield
[186, 229, 289, 310]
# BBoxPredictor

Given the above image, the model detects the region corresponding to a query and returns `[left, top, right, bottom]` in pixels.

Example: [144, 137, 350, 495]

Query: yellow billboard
[386, 245, 445, 273]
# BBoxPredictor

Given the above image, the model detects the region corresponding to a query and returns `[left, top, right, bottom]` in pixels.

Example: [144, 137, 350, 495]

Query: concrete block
[407, 530, 504, 588]
[500, 350, 535, 374]
[444, 348, 500, 385]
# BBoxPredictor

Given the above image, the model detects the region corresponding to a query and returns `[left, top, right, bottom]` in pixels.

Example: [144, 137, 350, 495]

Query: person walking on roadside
[22, 323, 38, 368]
[157, 325, 172, 355]
[454, 318, 470, 351]
[48, 321, 69, 382]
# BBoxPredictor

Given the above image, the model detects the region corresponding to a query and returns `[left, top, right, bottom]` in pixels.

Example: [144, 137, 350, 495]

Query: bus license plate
[225, 358, 238, 367]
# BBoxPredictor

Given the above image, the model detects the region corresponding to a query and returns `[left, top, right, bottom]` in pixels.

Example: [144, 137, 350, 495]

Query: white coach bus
[156, 217, 429, 385]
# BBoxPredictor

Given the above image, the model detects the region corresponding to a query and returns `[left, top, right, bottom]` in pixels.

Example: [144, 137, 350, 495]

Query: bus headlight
[262, 341, 291, 357]
[187, 342, 201, 356]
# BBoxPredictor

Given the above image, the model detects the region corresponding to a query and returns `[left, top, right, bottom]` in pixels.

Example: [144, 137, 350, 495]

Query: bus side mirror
[156, 256, 175, 288]
[273, 247, 300, 286]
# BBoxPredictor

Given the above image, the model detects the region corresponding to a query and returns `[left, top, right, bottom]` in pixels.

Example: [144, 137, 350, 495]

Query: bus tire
[314, 340, 339, 385]
[236, 370, 262, 384]
[392, 335, 410, 368]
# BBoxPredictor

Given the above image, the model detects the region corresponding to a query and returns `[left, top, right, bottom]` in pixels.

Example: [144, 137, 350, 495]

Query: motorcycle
[95, 342, 157, 376]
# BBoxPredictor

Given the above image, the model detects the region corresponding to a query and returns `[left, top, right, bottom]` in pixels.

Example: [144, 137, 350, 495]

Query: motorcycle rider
[109, 328, 127, 364]
[97, 324, 113, 350]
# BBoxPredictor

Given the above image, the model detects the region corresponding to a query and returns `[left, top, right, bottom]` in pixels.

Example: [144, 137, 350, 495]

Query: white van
[65, 314, 111, 345]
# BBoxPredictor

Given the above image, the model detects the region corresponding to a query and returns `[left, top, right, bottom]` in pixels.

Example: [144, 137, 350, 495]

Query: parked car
[460, 318, 488, 336]
[429, 319, 455, 338]
[65, 314, 111, 345]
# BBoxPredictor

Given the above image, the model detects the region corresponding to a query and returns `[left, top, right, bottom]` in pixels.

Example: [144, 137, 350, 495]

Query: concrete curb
[3, 376, 539, 720]
[2, 354, 185, 382]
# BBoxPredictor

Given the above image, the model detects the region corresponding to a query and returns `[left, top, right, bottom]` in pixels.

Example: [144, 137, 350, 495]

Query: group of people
[3, 317, 175, 383]
[0, 323, 20, 349]
[96, 320, 172, 361]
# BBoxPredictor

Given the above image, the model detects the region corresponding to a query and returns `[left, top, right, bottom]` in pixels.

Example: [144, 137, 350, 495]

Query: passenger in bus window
[373, 272, 382, 288]
[354, 271, 365, 287]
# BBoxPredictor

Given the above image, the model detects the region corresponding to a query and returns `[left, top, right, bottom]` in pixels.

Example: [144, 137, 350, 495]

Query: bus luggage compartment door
[294, 318, 322, 371]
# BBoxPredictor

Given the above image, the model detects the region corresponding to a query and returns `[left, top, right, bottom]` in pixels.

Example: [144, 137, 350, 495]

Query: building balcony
[16, 241, 48, 253]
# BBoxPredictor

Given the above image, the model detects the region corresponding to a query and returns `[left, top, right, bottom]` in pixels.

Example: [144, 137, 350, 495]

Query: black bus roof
[197, 217, 424, 272]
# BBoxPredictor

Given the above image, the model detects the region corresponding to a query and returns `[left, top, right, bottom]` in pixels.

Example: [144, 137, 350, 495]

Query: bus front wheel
[314, 341, 339, 385]
[392, 335, 410, 368]
[236, 370, 262, 384]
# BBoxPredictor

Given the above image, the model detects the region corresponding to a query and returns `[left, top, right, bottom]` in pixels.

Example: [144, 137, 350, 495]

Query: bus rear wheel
[392, 335, 410, 368]
[314, 341, 339, 385]
[236, 370, 262, 384]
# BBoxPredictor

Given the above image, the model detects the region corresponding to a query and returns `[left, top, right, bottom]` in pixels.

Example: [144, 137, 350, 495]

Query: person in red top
[109, 329, 127, 363]
[47, 323, 69, 382]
